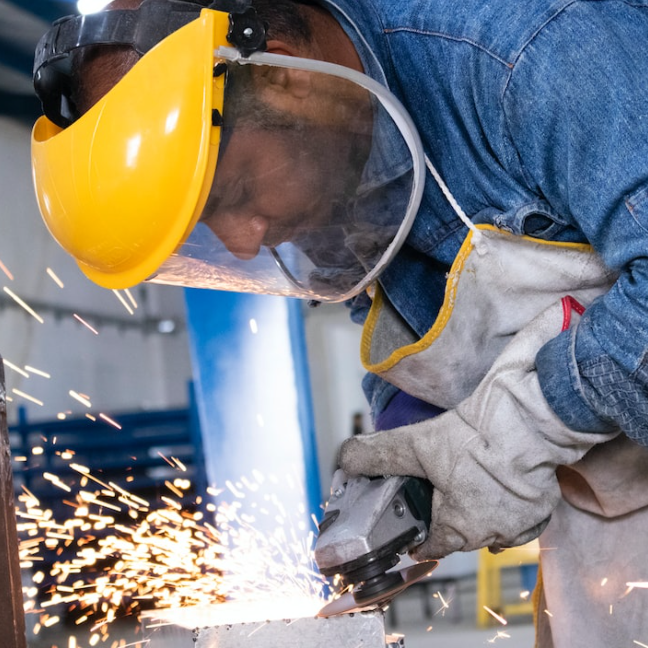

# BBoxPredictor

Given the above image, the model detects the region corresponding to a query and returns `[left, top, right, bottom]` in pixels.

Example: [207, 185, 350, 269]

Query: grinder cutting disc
[317, 560, 438, 617]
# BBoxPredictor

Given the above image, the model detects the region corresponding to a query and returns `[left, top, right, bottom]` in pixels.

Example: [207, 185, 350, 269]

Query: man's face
[198, 61, 372, 260]
[200, 120, 368, 260]
[201, 128, 329, 259]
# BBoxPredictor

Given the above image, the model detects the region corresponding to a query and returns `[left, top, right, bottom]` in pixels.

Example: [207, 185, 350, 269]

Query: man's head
[31, 0, 425, 301]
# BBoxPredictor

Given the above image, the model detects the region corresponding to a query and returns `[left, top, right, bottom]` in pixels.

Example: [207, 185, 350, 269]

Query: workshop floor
[26, 575, 536, 648]
[383, 576, 536, 647]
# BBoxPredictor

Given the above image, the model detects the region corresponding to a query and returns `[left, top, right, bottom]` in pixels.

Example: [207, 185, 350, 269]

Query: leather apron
[361, 225, 648, 647]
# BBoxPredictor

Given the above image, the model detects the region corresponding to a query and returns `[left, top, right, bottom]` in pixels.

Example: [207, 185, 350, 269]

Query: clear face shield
[151, 49, 425, 302]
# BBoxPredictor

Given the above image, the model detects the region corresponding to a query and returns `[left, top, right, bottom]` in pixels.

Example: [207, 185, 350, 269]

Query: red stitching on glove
[561, 295, 586, 331]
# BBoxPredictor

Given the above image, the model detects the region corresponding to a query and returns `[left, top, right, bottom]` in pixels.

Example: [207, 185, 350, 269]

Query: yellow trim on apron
[361, 224, 594, 375]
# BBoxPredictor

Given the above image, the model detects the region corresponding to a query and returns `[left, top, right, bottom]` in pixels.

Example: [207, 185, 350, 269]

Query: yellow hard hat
[32, 4, 239, 288]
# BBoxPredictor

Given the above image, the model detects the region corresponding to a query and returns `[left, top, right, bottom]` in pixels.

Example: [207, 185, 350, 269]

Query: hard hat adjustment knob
[227, 8, 268, 56]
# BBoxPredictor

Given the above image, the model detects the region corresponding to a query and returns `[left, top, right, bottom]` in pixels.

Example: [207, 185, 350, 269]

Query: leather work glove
[339, 298, 619, 560]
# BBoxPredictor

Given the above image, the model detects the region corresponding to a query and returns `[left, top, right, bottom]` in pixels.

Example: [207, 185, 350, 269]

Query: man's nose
[206, 211, 269, 260]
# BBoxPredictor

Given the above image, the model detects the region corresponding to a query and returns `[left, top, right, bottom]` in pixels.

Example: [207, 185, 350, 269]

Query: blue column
[183, 290, 321, 536]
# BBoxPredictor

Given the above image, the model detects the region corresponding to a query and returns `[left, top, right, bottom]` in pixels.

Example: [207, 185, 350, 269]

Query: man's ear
[260, 40, 312, 99]
[265, 39, 300, 58]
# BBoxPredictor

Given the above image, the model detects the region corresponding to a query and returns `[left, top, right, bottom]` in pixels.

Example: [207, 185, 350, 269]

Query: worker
[30, 0, 648, 644]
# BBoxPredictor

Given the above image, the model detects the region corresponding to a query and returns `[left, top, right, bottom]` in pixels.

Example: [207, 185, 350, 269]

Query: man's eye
[227, 177, 249, 209]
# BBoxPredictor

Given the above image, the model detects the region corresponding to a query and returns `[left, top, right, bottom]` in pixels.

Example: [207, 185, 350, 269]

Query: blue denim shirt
[322, 0, 648, 446]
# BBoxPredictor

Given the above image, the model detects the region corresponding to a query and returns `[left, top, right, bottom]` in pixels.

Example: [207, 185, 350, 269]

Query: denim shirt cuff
[536, 328, 614, 434]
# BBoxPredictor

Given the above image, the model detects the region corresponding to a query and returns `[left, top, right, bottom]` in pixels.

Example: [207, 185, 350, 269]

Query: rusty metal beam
[0, 357, 27, 648]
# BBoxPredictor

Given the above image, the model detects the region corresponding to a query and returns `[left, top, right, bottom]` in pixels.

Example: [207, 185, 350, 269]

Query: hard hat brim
[31, 9, 228, 289]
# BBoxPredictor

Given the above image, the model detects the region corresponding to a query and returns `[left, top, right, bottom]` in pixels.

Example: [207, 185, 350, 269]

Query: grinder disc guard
[318, 560, 438, 617]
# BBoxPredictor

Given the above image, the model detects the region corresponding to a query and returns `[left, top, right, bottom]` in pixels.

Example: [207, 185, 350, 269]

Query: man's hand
[339, 299, 618, 559]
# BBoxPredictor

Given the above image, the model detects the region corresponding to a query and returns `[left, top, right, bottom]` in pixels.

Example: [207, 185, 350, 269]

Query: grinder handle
[402, 476, 433, 530]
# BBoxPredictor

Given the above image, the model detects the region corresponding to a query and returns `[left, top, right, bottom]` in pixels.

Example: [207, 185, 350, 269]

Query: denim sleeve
[502, 2, 648, 445]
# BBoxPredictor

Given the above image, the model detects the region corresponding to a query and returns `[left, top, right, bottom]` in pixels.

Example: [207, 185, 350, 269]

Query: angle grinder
[314, 469, 437, 616]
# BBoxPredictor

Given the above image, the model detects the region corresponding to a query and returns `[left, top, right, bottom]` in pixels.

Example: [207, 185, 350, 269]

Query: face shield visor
[31, 4, 425, 302]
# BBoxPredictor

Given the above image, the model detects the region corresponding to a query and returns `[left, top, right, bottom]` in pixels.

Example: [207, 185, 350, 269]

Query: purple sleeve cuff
[374, 390, 444, 431]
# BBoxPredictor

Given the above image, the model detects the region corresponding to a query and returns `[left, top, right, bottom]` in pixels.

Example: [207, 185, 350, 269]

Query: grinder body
[314, 470, 433, 609]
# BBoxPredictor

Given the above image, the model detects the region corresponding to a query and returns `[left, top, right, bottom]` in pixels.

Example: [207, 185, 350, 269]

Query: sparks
[3, 286, 44, 323]
[25, 365, 51, 378]
[73, 314, 100, 335]
[3, 359, 29, 378]
[19, 459, 328, 644]
[483, 606, 508, 626]
[99, 413, 122, 429]
[43, 472, 72, 493]
[171, 456, 187, 472]
[434, 590, 450, 615]
[164, 480, 184, 498]
[123, 288, 138, 309]
[0, 258, 14, 280]
[70, 390, 92, 408]
[112, 290, 134, 315]
[487, 630, 512, 643]
[12, 388, 44, 406]
[157, 452, 175, 468]
[46, 267, 64, 288]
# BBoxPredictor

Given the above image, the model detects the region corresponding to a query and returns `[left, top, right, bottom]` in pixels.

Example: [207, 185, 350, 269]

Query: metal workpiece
[144, 607, 404, 647]
[194, 610, 404, 648]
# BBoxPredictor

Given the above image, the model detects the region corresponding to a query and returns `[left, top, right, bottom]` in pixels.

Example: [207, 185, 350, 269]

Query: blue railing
[9, 382, 206, 516]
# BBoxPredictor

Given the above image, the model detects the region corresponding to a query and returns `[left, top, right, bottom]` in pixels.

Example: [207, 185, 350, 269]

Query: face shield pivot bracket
[225, 8, 268, 56]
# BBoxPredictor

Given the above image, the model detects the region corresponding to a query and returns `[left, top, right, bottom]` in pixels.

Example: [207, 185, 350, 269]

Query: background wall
[0, 116, 195, 423]
[0, 115, 370, 498]
[303, 303, 370, 497]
